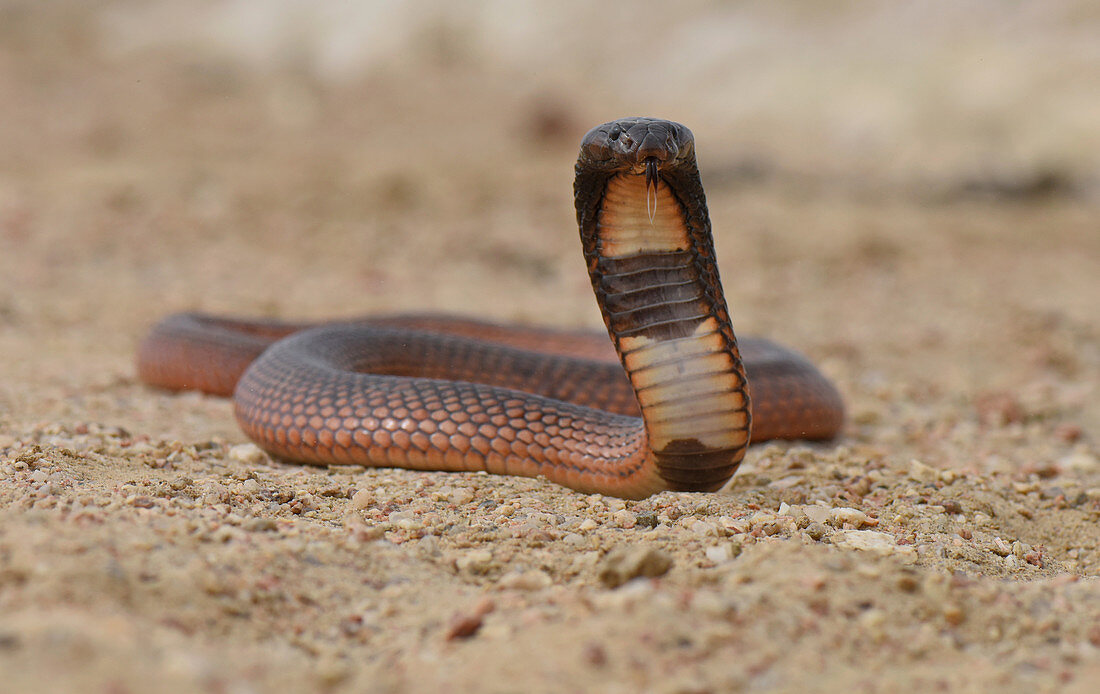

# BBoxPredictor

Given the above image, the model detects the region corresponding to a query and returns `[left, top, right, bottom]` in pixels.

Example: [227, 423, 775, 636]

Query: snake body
[138, 118, 843, 499]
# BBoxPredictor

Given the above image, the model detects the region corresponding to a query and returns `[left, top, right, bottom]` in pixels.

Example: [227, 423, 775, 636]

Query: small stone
[611, 510, 637, 528]
[943, 604, 965, 626]
[704, 545, 733, 564]
[449, 487, 475, 505]
[169, 476, 193, 491]
[829, 507, 873, 528]
[597, 546, 673, 588]
[499, 570, 552, 591]
[802, 505, 831, 524]
[245, 518, 278, 532]
[211, 525, 243, 543]
[760, 522, 784, 536]
[768, 475, 803, 489]
[1061, 449, 1099, 472]
[228, 443, 266, 465]
[832, 530, 912, 557]
[456, 549, 494, 574]
[805, 522, 828, 540]
[1013, 481, 1040, 494]
[445, 613, 484, 640]
[635, 512, 659, 528]
[684, 518, 719, 536]
[896, 573, 919, 592]
[908, 459, 938, 483]
[350, 489, 372, 510]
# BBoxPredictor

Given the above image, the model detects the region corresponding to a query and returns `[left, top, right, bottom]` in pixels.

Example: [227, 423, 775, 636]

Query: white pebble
[704, 545, 732, 563]
[831, 530, 914, 557]
[350, 489, 372, 510]
[228, 443, 266, 465]
[802, 505, 831, 524]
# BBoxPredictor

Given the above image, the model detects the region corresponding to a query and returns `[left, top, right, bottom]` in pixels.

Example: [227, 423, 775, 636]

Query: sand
[2, 2, 1099, 692]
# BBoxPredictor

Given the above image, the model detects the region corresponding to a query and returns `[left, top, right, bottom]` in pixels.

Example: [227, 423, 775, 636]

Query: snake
[137, 117, 843, 499]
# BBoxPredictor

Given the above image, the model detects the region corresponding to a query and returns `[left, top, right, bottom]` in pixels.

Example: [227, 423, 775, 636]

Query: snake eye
[608, 125, 621, 141]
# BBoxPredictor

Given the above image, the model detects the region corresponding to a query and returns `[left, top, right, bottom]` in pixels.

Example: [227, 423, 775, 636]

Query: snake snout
[635, 130, 673, 166]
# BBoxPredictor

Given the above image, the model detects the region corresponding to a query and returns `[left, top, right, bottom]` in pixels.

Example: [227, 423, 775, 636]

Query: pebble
[349, 489, 372, 510]
[829, 507, 873, 528]
[805, 522, 828, 540]
[832, 530, 914, 557]
[801, 505, 832, 525]
[498, 570, 552, 591]
[448, 487, 475, 505]
[227, 443, 266, 465]
[611, 509, 636, 528]
[245, 518, 278, 532]
[597, 546, 673, 588]
[682, 518, 719, 536]
[908, 459, 939, 483]
[1060, 448, 1099, 472]
[446, 610, 486, 640]
[456, 549, 494, 574]
[704, 544, 738, 564]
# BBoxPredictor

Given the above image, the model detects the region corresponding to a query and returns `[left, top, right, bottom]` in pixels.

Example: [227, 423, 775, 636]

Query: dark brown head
[574, 117, 707, 239]
[578, 118, 696, 174]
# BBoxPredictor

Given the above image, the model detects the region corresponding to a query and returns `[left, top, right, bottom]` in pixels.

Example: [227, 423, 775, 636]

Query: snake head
[578, 118, 696, 175]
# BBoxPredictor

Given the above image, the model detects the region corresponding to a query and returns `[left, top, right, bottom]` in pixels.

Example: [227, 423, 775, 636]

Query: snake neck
[576, 164, 751, 491]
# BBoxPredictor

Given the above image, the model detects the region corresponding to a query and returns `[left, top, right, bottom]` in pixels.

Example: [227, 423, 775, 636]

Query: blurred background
[4, 6, 1100, 691]
[1, 0, 1097, 435]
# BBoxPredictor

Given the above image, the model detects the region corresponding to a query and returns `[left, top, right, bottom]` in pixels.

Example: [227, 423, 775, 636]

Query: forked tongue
[645, 157, 659, 222]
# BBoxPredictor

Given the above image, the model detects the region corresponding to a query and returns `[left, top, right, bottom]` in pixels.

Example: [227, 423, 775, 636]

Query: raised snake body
[138, 118, 843, 499]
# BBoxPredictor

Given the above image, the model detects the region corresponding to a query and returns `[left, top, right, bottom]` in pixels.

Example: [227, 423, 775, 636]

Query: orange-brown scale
[227, 324, 662, 497]
[140, 313, 840, 495]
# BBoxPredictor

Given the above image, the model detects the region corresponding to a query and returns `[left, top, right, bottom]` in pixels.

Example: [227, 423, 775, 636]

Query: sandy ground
[2, 2, 1099, 692]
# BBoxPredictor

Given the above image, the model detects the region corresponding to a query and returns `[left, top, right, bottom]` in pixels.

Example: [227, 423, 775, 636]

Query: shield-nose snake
[137, 118, 843, 499]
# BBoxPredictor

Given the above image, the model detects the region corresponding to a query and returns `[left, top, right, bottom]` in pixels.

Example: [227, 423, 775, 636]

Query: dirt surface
[2, 2, 1099, 692]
